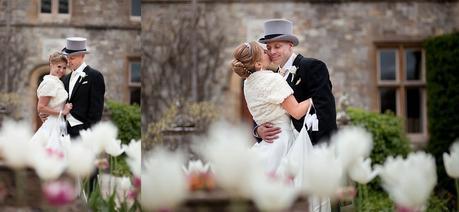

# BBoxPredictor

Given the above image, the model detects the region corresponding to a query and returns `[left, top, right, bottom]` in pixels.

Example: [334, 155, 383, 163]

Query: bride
[231, 41, 312, 175]
[31, 52, 72, 153]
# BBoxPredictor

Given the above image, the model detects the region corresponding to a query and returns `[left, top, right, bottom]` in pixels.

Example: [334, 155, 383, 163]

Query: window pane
[130, 62, 141, 83]
[131, 0, 141, 17]
[130, 88, 141, 105]
[58, 0, 69, 14]
[406, 49, 422, 81]
[41, 0, 52, 13]
[379, 50, 397, 81]
[406, 88, 422, 133]
[380, 88, 397, 114]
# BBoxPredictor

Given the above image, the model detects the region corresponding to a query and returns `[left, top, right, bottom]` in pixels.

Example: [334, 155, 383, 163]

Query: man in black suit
[61, 37, 105, 138]
[255, 19, 337, 145]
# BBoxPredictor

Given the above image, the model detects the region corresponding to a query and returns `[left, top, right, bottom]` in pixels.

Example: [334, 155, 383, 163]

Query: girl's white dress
[30, 75, 68, 150]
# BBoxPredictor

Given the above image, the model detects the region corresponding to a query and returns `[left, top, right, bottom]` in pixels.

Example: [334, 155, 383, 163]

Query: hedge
[424, 32, 459, 207]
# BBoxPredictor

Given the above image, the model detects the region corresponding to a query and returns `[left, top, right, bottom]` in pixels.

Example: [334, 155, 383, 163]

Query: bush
[106, 101, 141, 144]
[106, 101, 141, 177]
[424, 32, 459, 204]
[347, 107, 411, 167]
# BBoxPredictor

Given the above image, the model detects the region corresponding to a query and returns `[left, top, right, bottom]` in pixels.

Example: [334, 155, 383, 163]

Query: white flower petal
[66, 142, 96, 178]
[379, 152, 436, 208]
[332, 126, 373, 171]
[141, 148, 187, 210]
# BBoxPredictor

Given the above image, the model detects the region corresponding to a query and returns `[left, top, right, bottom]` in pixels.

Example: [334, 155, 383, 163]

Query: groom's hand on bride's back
[39, 113, 49, 122]
[257, 123, 281, 143]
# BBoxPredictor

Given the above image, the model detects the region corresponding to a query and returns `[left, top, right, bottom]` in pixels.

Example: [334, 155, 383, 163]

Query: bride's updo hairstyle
[49, 52, 68, 65]
[232, 41, 263, 78]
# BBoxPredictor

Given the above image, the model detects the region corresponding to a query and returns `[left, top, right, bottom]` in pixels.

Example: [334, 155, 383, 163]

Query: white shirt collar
[281, 53, 297, 79]
[282, 53, 297, 70]
[73, 62, 87, 76]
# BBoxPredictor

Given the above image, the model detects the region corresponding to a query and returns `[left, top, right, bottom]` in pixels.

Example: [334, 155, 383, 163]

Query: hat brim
[61, 48, 90, 56]
[259, 34, 299, 46]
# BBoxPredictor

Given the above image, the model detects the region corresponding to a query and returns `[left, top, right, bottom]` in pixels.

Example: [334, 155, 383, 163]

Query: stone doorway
[29, 65, 50, 131]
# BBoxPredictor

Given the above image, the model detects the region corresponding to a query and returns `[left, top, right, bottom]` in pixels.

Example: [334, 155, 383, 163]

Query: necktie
[69, 71, 78, 99]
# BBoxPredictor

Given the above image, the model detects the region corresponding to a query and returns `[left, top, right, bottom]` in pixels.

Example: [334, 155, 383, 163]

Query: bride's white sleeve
[265, 74, 293, 104]
[37, 79, 58, 97]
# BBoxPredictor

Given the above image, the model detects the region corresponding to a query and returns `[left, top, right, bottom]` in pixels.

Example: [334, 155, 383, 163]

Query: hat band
[263, 34, 283, 40]
[62, 48, 87, 54]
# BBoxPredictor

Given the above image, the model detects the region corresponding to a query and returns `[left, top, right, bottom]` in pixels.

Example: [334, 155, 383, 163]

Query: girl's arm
[281, 95, 312, 120]
[37, 96, 71, 116]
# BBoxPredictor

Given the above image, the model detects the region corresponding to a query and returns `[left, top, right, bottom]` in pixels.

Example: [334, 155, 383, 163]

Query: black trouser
[66, 122, 97, 196]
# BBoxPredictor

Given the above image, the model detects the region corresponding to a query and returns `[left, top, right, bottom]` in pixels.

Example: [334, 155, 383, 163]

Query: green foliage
[88, 179, 141, 212]
[347, 107, 411, 166]
[106, 101, 141, 144]
[424, 32, 459, 203]
[356, 186, 449, 211]
[111, 156, 132, 177]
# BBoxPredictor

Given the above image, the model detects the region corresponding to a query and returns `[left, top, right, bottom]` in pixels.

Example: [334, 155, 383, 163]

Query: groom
[61, 37, 105, 138]
[255, 19, 337, 145]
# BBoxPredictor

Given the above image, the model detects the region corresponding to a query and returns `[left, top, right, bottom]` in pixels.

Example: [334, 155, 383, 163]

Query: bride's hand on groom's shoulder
[257, 122, 281, 143]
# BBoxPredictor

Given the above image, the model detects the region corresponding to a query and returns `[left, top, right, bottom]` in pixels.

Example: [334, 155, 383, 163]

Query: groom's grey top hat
[62, 37, 90, 55]
[258, 19, 299, 46]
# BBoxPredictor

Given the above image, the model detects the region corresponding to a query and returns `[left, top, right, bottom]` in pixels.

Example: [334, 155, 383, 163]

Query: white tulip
[332, 126, 373, 170]
[123, 140, 141, 176]
[198, 121, 264, 198]
[302, 144, 344, 199]
[122, 139, 141, 161]
[104, 139, 124, 157]
[80, 122, 118, 155]
[348, 157, 379, 184]
[31, 147, 67, 181]
[98, 174, 117, 200]
[379, 152, 436, 209]
[66, 142, 96, 178]
[141, 148, 188, 210]
[251, 172, 298, 211]
[443, 141, 459, 178]
[126, 157, 141, 177]
[182, 160, 211, 175]
[0, 120, 33, 169]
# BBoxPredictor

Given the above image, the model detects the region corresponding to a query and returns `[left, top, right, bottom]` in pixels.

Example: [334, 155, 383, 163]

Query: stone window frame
[39, 0, 72, 19]
[130, 0, 141, 22]
[374, 41, 428, 145]
[126, 55, 141, 105]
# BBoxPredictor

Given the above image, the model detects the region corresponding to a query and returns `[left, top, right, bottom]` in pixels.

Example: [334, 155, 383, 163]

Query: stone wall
[141, 0, 459, 126]
[0, 0, 141, 127]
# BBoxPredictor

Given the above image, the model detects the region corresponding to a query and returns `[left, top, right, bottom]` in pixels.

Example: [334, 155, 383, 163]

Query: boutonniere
[288, 66, 301, 85]
[78, 72, 87, 83]
[289, 66, 297, 75]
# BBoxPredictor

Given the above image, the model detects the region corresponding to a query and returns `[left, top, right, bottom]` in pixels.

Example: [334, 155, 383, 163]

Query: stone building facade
[142, 0, 459, 145]
[0, 0, 141, 129]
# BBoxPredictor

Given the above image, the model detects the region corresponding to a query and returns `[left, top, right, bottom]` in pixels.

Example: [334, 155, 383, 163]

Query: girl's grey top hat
[62, 37, 90, 55]
[258, 19, 299, 46]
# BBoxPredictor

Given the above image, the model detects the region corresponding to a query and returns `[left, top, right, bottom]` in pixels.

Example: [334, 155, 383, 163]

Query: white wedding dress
[30, 75, 69, 151]
[244, 70, 331, 212]
[244, 70, 296, 172]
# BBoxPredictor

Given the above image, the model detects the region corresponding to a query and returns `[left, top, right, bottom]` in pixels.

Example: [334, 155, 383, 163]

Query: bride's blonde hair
[231, 41, 263, 78]
[49, 52, 68, 65]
